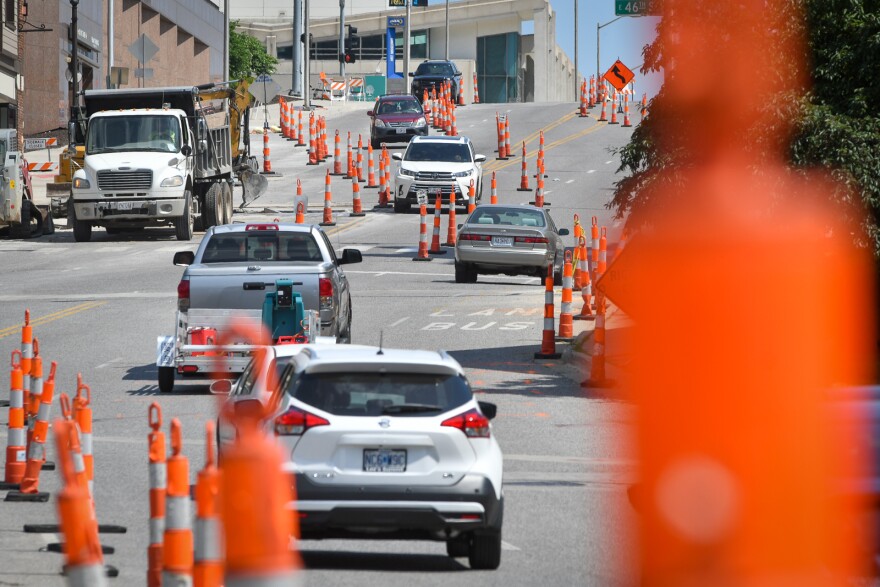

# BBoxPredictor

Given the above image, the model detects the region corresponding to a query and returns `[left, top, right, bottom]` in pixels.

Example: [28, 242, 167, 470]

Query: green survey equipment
[262, 279, 307, 343]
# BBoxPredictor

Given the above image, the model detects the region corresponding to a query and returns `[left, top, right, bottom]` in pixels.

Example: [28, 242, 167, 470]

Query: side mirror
[558, 228, 570, 236]
[392, 153, 402, 161]
[339, 248, 363, 265]
[474, 154, 487, 163]
[180, 144, 192, 157]
[478, 401, 497, 420]
[209, 379, 234, 395]
[408, 72, 414, 77]
[366, 110, 374, 116]
[173, 250, 195, 266]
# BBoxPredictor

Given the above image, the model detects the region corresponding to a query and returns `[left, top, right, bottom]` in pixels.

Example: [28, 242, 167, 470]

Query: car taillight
[274, 406, 330, 436]
[441, 408, 490, 438]
[246, 223, 279, 231]
[319, 278, 333, 310]
[514, 236, 548, 244]
[177, 279, 190, 311]
[460, 234, 490, 241]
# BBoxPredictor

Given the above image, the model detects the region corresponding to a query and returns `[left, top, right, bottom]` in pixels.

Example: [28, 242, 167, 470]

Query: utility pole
[70, 0, 79, 116]
[303, 0, 311, 109]
[597, 16, 624, 88]
[573, 0, 578, 101]
[223, 0, 229, 80]
[339, 0, 345, 77]
[292, 0, 302, 96]
[445, 0, 449, 60]
[403, 1, 412, 82]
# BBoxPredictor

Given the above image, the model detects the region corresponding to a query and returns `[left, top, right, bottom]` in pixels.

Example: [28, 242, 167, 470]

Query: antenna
[377, 330, 384, 355]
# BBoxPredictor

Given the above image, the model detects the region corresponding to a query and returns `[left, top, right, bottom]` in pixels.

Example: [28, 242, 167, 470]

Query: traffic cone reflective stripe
[20, 311, 32, 430]
[355, 135, 365, 182]
[622, 94, 632, 127]
[332, 131, 343, 175]
[558, 251, 574, 339]
[590, 216, 599, 279]
[194, 421, 222, 587]
[598, 227, 608, 275]
[296, 111, 305, 147]
[503, 117, 511, 159]
[15, 361, 56, 496]
[147, 403, 166, 587]
[534, 266, 561, 359]
[4, 351, 26, 485]
[517, 142, 531, 191]
[490, 172, 498, 204]
[366, 144, 377, 187]
[53, 419, 107, 587]
[609, 91, 619, 124]
[428, 194, 446, 255]
[25, 340, 42, 449]
[73, 377, 93, 496]
[413, 201, 432, 262]
[351, 175, 365, 217]
[295, 201, 305, 224]
[377, 155, 388, 207]
[574, 236, 595, 321]
[306, 116, 318, 165]
[262, 127, 272, 173]
[473, 73, 480, 104]
[163, 418, 194, 585]
[320, 170, 335, 226]
[443, 185, 457, 247]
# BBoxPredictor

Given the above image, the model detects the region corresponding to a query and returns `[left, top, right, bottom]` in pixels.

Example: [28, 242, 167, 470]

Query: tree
[611, 0, 880, 252]
[229, 21, 278, 80]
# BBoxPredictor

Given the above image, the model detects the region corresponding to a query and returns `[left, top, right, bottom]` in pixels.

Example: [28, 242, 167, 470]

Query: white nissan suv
[272, 344, 504, 569]
[392, 135, 486, 213]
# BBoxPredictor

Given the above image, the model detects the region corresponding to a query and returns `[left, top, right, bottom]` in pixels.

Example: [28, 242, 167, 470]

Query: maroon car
[367, 94, 429, 150]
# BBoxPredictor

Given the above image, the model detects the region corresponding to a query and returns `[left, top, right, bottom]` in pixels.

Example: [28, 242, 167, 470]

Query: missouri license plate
[491, 236, 513, 246]
[116, 201, 134, 210]
[363, 448, 407, 472]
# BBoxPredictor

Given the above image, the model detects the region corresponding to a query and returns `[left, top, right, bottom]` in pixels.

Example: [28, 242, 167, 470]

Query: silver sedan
[454, 205, 569, 283]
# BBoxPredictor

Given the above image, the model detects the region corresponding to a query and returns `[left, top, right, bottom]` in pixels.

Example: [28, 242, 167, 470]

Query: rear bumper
[291, 472, 502, 539]
[456, 246, 552, 271]
[373, 126, 428, 144]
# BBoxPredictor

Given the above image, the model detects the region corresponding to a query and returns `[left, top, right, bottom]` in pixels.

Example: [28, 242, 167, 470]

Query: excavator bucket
[240, 168, 267, 206]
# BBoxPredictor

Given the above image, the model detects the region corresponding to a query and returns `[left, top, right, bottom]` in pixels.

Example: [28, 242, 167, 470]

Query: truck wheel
[69, 204, 92, 242]
[203, 182, 222, 229]
[393, 198, 410, 213]
[174, 191, 194, 241]
[158, 366, 175, 393]
[220, 182, 233, 224]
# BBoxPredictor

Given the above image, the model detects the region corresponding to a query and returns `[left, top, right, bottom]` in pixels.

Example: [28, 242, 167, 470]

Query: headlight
[453, 169, 474, 177]
[161, 175, 184, 187]
[374, 119, 387, 128]
[73, 177, 90, 189]
[398, 167, 416, 178]
[414, 117, 426, 127]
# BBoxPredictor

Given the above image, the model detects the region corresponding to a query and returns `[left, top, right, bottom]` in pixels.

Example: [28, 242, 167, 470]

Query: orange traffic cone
[332, 130, 344, 175]
[73, 376, 93, 495]
[467, 180, 476, 213]
[8, 361, 56, 501]
[573, 236, 595, 321]
[295, 201, 305, 224]
[262, 126, 273, 173]
[345, 132, 354, 179]
[351, 174, 365, 217]
[147, 403, 166, 587]
[320, 170, 335, 226]
[413, 200, 432, 262]
[443, 184, 457, 247]
[557, 250, 574, 340]
[163, 418, 194, 585]
[609, 91, 619, 125]
[535, 265, 562, 359]
[376, 154, 388, 208]
[296, 111, 305, 147]
[366, 144, 377, 187]
[306, 115, 318, 165]
[473, 73, 480, 104]
[490, 172, 498, 204]
[193, 421, 222, 587]
[622, 93, 632, 127]
[517, 142, 531, 191]
[428, 193, 447, 255]
[3, 351, 26, 488]
[355, 134, 365, 182]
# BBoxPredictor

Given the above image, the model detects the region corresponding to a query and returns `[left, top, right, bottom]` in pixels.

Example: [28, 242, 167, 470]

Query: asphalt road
[0, 100, 640, 586]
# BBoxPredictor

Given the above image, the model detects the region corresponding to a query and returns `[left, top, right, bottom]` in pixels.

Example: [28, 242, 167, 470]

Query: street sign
[388, 0, 405, 6]
[24, 137, 57, 150]
[603, 59, 635, 92]
[249, 77, 283, 104]
[128, 33, 159, 64]
[387, 16, 404, 27]
[614, 0, 657, 16]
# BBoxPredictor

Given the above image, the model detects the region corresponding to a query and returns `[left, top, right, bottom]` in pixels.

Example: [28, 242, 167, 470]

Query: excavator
[0, 129, 44, 239]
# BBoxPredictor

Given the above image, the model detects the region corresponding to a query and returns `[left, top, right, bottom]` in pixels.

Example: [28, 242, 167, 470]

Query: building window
[477, 33, 520, 103]
[4, 0, 15, 30]
[394, 29, 427, 60]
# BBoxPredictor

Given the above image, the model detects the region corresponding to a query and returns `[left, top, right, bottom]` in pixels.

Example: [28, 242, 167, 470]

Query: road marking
[96, 357, 125, 369]
[0, 292, 174, 302]
[0, 301, 107, 339]
[504, 454, 637, 466]
[486, 121, 606, 174]
[605, 160, 613, 165]
[501, 541, 521, 551]
[156, 245, 198, 252]
[389, 317, 410, 327]
[95, 246, 132, 253]
[565, 179, 574, 184]
[587, 170, 596, 174]
[394, 247, 419, 254]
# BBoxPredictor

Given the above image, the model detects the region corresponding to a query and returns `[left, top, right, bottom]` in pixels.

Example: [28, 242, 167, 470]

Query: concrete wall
[232, 0, 388, 21]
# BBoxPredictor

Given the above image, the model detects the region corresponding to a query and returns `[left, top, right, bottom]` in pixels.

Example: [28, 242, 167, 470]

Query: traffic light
[300, 32, 312, 45]
[343, 25, 358, 64]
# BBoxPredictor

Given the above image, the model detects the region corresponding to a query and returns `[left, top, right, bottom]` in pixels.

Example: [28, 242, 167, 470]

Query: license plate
[491, 236, 513, 246]
[116, 201, 134, 210]
[363, 448, 407, 472]
[395, 128, 406, 134]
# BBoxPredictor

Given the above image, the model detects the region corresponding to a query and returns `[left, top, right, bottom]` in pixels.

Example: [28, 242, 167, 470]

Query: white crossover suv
[272, 344, 504, 569]
[392, 135, 486, 213]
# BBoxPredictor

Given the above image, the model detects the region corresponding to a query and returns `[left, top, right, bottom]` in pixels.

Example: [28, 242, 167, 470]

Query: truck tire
[174, 191, 194, 241]
[10, 199, 42, 239]
[203, 182, 222, 229]
[158, 366, 175, 393]
[221, 182, 234, 224]
[69, 203, 92, 242]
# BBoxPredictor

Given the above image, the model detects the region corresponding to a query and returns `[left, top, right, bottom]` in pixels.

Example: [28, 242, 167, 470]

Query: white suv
[272, 344, 504, 569]
[392, 135, 486, 213]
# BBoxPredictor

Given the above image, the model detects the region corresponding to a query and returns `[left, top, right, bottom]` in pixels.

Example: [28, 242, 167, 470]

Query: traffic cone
[535, 265, 562, 359]
[193, 421, 222, 587]
[579, 79, 588, 117]
[295, 201, 305, 224]
[450, 108, 458, 137]
[589, 76, 596, 108]
[376, 154, 388, 208]
[320, 117, 329, 160]
[53, 418, 107, 587]
[413, 200, 432, 262]
[458, 85, 465, 106]
[532, 174, 545, 208]
[537, 130, 547, 178]
[467, 179, 476, 213]
[590, 216, 599, 282]
[25, 338, 42, 449]
[557, 250, 574, 340]
[517, 142, 531, 191]
[581, 292, 609, 387]
[622, 94, 632, 127]
[163, 418, 194, 586]
[7, 361, 56, 501]
[573, 236, 595, 321]
[278, 98, 286, 137]
[598, 226, 608, 275]
[2, 350, 26, 488]
[356, 134, 365, 182]
[332, 130, 343, 175]
[73, 376, 94, 496]
[345, 132, 354, 179]
[351, 174, 365, 217]
[503, 116, 512, 159]
[296, 111, 305, 147]
[609, 91, 619, 125]
[366, 144, 377, 187]
[306, 115, 318, 165]
[572, 214, 584, 289]
[443, 184, 457, 247]
[599, 95, 608, 122]
[290, 106, 299, 142]
[495, 114, 506, 159]
[641, 92, 648, 117]
[147, 403, 166, 587]
[383, 148, 392, 202]
[294, 178, 304, 215]
[490, 172, 498, 204]
[20, 310, 32, 428]
[261, 126, 273, 173]
[473, 73, 480, 104]
[425, 93, 433, 126]
[428, 194, 447, 255]
[320, 170, 335, 226]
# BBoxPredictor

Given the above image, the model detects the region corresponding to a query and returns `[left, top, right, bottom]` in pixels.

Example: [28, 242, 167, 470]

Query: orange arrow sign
[603, 59, 635, 92]
[594, 235, 641, 317]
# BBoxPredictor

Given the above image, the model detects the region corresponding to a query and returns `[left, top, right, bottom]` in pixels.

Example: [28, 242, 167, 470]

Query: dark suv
[410, 60, 462, 104]
[367, 94, 429, 150]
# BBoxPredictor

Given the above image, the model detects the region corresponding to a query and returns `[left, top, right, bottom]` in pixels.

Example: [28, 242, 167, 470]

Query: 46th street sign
[615, 0, 658, 16]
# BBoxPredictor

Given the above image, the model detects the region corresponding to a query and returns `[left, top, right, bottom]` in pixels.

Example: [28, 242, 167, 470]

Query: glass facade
[282, 29, 428, 63]
[476, 32, 520, 103]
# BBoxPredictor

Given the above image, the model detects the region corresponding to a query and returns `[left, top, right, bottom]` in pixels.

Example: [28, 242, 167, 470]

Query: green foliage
[229, 21, 278, 80]
[611, 0, 880, 252]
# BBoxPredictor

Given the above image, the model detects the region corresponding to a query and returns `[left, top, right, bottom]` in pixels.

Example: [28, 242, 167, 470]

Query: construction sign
[603, 59, 635, 92]
[594, 235, 639, 317]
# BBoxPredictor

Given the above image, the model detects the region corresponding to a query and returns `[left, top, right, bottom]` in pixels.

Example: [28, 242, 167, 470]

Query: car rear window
[377, 99, 422, 115]
[286, 371, 472, 417]
[470, 208, 546, 227]
[415, 63, 455, 76]
[202, 232, 322, 263]
[405, 142, 471, 163]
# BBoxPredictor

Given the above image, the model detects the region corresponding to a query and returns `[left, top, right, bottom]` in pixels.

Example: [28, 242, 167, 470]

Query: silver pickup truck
[157, 222, 362, 392]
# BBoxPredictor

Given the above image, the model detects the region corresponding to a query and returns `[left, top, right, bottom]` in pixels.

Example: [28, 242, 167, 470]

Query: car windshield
[202, 232, 322, 263]
[86, 115, 181, 154]
[287, 371, 472, 417]
[415, 63, 455, 76]
[470, 207, 546, 227]
[405, 142, 472, 163]
[377, 100, 422, 115]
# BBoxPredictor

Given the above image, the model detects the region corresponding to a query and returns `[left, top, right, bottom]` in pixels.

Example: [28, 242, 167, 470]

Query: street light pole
[574, 0, 578, 101]
[445, 0, 449, 60]
[403, 1, 411, 81]
[304, 0, 311, 109]
[339, 0, 345, 77]
[70, 0, 79, 114]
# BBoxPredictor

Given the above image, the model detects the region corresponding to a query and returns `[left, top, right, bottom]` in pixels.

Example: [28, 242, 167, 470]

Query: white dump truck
[68, 81, 266, 242]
